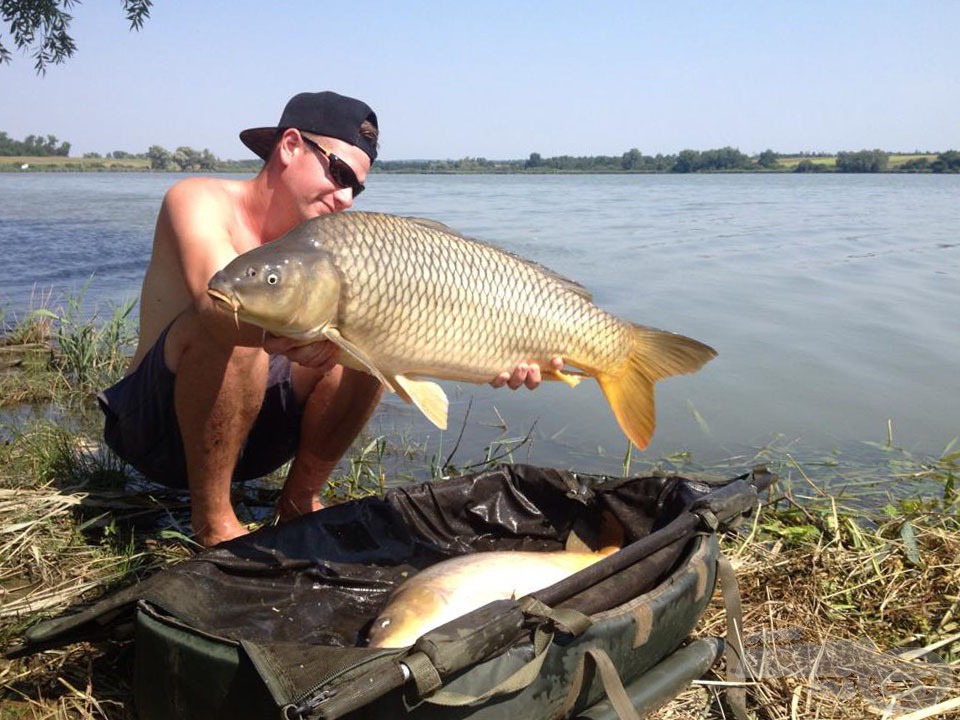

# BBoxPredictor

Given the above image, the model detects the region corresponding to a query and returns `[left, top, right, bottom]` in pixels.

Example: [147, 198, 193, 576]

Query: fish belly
[367, 550, 607, 647]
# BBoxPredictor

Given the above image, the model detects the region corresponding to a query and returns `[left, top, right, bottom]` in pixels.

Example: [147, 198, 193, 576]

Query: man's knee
[297, 365, 383, 409]
[164, 307, 265, 375]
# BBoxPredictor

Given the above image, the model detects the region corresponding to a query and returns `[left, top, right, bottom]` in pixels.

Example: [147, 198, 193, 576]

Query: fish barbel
[207, 212, 716, 449]
[366, 549, 615, 648]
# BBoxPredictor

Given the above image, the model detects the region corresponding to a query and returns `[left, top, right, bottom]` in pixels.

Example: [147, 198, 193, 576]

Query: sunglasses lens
[330, 156, 364, 197]
[304, 136, 365, 197]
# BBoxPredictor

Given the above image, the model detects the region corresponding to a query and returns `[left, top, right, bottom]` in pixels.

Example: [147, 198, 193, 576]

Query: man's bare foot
[277, 492, 324, 522]
[192, 515, 249, 548]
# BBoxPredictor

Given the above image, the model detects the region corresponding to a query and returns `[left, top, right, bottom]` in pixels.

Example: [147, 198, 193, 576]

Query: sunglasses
[301, 135, 365, 197]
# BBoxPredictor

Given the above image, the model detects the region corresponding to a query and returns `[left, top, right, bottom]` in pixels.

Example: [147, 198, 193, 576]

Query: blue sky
[1, 1, 957, 161]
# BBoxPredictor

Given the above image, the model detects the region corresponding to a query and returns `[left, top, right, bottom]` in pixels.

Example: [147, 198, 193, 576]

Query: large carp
[366, 549, 616, 648]
[207, 212, 716, 449]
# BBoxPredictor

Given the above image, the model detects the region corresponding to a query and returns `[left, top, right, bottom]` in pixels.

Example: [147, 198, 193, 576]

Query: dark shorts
[98, 324, 304, 489]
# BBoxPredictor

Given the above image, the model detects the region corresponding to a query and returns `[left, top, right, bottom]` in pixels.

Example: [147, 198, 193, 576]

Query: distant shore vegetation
[2, 130, 959, 174]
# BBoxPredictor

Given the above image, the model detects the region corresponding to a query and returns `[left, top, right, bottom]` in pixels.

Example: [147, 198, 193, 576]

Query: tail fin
[596, 325, 716, 450]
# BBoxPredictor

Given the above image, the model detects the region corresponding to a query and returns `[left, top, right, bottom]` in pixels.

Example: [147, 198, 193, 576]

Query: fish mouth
[207, 287, 239, 313]
[207, 287, 243, 331]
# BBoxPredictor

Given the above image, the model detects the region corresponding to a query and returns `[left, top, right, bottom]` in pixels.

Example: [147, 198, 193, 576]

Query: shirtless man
[99, 92, 559, 547]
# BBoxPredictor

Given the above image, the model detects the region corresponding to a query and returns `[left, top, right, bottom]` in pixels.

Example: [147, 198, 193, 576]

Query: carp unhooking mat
[15, 464, 768, 720]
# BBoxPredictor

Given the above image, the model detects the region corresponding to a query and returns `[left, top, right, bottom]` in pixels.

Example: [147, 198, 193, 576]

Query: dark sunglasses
[301, 135, 365, 197]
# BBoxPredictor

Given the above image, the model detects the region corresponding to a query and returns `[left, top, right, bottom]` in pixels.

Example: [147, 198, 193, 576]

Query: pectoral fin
[321, 327, 396, 393]
[547, 368, 586, 388]
[393, 375, 449, 430]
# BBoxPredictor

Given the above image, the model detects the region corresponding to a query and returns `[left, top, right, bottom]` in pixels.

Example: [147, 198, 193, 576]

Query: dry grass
[3, 447, 957, 719]
[0, 157, 151, 170]
[650, 456, 960, 720]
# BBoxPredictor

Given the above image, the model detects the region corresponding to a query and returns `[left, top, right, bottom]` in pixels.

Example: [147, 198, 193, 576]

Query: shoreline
[3, 152, 956, 175]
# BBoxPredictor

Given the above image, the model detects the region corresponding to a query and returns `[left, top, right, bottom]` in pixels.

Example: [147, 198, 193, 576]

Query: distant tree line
[836, 150, 889, 173]
[378, 147, 758, 174]
[1, 132, 261, 172]
[377, 148, 960, 174]
[5, 129, 960, 175]
[145, 145, 219, 171]
[0, 131, 70, 156]
[896, 150, 960, 174]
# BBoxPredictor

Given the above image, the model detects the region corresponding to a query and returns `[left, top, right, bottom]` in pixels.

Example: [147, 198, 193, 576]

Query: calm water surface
[1, 172, 958, 475]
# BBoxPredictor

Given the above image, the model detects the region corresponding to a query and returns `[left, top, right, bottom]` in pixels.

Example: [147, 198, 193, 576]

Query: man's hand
[263, 334, 340, 374]
[490, 356, 564, 390]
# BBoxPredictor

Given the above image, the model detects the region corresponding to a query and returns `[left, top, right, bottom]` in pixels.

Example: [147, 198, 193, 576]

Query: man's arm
[157, 179, 266, 351]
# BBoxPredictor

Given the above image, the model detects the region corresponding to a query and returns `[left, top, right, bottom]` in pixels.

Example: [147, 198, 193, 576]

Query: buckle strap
[407, 597, 591, 708]
[583, 648, 643, 720]
[718, 554, 752, 720]
[419, 626, 555, 707]
[403, 651, 442, 698]
[520, 596, 593, 636]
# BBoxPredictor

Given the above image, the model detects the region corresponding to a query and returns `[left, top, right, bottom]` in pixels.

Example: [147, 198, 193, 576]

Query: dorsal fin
[403, 215, 593, 301]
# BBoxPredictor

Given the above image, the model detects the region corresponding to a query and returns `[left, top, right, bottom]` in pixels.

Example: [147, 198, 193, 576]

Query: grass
[889, 154, 939, 169]
[0, 288, 136, 409]
[775, 153, 938, 172]
[0, 296, 958, 719]
[0, 157, 151, 171]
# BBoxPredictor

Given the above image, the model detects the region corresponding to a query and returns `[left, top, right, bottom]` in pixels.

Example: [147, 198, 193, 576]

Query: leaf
[899, 521, 921, 566]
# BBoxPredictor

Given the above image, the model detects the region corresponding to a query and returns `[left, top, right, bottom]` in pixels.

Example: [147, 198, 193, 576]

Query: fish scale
[208, 211, 717, 448]
[320, 213, 604, 379]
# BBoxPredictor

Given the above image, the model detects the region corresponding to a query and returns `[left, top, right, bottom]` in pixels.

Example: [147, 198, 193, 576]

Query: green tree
[673, 149, 700, 173]
[1, 0, 152, 74]
[198, 148, 218, 170]
[621, 147, 642, 170]
[794, 159, 828, 173]
[147, 144, 170, 170]
[836, 149, 888, 173]
[931, 150, 960, 173]
[172, 146, 198, 170]
[525, 152, 542, 169]
[757, 149, 779, 169]
[897, 157, 930, 173]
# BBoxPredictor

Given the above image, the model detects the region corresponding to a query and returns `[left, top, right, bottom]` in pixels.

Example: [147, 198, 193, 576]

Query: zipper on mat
[282, 649, 403, 720]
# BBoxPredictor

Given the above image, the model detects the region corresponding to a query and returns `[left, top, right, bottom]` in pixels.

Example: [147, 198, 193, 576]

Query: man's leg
[278, 365, 384, 520]
[164, 308, 269, 546]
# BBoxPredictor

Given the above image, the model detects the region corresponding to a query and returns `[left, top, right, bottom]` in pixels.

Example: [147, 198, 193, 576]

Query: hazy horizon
[1, 2, 957, 162]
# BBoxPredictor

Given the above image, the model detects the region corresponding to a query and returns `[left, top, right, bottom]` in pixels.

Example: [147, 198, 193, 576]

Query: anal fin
[547, 368, 585, 388]
[393, 375, 449, 430]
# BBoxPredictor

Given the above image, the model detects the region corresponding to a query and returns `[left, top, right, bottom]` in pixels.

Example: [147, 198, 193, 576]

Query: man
[99, 91, 559, 547]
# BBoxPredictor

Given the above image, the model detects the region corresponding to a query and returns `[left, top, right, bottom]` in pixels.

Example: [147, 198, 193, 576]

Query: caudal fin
[596, 325, 717, 450]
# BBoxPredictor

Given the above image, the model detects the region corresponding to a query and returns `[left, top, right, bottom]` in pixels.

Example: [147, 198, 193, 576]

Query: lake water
[1, 172, 958, 477]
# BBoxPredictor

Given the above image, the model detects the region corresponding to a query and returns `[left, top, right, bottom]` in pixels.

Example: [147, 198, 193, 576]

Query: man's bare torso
[129, 176, 264, 371]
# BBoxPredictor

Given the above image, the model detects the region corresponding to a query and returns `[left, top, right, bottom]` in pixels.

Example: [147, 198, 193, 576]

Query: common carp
[207, 212, 716, 449]
[366, 549, 616, 648]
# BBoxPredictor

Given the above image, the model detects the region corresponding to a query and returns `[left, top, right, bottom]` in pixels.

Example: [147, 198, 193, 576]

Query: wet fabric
[23, 465, 719, 651]
[17, 465, 764, 720]
[97, 322, 303, 489]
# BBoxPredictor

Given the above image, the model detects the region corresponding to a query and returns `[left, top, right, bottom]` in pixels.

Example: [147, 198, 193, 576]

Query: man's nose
[333, 186, 354, 210]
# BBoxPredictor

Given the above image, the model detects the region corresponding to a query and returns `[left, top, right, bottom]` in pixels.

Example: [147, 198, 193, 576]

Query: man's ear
[276, 128, 301, 166]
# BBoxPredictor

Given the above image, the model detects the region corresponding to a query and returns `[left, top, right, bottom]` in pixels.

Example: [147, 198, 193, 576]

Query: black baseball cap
[240, 91, 378, 163]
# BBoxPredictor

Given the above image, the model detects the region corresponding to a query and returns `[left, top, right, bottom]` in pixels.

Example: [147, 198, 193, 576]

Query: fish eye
[266, 272, 279, 285]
